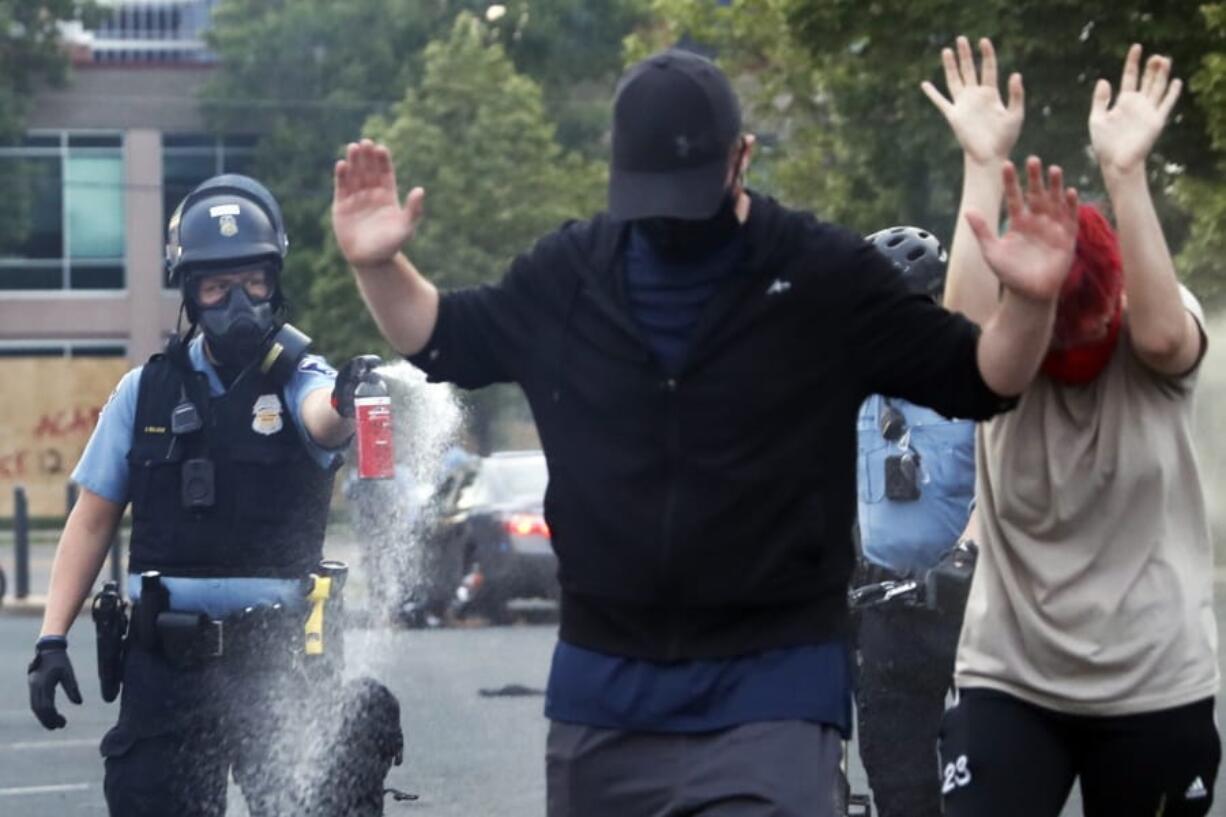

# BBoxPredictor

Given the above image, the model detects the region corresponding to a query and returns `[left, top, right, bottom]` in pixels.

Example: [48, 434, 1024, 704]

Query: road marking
[0, 783, 91, 797]
[2, 737, 98, 750]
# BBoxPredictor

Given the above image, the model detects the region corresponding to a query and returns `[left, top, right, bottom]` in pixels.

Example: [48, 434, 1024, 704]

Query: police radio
[879, 398, 920, 502]
[171, 388, 214, 509]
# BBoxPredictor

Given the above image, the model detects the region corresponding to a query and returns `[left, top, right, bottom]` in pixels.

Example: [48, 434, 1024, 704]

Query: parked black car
[429, 450, 556, 623]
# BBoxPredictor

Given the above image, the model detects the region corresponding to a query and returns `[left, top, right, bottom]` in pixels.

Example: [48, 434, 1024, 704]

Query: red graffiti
[0, 447, 71, 480]
[32, 406, 103, 440]
[0, 404, 104, 482]
[0, 450, 28, 480]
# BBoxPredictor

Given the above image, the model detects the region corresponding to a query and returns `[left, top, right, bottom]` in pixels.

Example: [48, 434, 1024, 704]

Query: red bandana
[1041, 205, 1124, 386]
[1041, 305, 1122, 385]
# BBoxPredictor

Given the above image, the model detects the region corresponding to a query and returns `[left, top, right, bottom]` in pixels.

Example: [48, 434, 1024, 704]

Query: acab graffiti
[0, 405, 102, 480]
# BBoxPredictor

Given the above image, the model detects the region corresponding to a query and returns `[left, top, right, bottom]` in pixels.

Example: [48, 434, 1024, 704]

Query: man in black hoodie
[332, 48, 1080, 817]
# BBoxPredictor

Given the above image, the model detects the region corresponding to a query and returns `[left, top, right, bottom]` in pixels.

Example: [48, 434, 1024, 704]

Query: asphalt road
[0, 617, 558, 817]
[1, 536, 1224, 816]
[3, 612, 1223, 817]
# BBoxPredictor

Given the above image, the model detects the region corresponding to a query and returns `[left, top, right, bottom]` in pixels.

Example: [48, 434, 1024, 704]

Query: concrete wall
[27, 66, 211, 132]
[124, 129, 175, 363]
[2, 72, 189, 366]
[0, 124, 181, 367]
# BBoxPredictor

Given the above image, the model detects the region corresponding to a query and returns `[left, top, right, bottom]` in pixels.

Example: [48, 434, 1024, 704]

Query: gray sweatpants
[546, 719, 842, 817]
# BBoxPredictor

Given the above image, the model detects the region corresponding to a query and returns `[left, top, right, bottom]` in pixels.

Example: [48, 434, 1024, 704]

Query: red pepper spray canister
[354, 373, 394, 480]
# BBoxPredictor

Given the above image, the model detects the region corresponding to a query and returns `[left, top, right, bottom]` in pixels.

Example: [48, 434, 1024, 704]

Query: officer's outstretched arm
[333, 139, 439, 357]
[302, 387, 354, 450]
[40, 488, 124, 638]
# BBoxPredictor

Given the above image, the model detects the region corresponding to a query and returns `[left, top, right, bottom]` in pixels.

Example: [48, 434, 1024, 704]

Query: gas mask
[198, 285, 277, 370]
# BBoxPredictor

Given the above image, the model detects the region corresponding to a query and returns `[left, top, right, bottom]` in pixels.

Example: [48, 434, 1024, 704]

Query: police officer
[27, 175, 403, 816]
[854, 226, 976, 817]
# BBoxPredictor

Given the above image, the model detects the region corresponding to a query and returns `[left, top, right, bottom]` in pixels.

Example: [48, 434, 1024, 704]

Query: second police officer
[27, 175, 404, 816]
[854, 227, 978, 817]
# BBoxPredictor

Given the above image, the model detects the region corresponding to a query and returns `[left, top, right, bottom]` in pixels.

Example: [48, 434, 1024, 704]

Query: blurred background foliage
[199, 0, 1226, 350]
[631, 0, 1225, 303]
[6, 0, 1221, 443]
[6, 0, 1223, 329]
[0, 1, 98, 252]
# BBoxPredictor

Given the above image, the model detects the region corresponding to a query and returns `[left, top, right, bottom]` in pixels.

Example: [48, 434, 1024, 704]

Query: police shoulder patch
[298, 358, 336, 378]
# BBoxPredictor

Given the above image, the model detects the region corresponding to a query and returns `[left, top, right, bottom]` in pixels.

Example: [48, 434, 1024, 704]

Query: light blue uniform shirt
[856, 395, 975, 574]
[73, 335, 342, 617]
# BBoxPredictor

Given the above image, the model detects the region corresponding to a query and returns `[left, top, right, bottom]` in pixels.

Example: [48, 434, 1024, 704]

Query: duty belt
[854, 559, 912, 588]
[128, 602, 305, 667]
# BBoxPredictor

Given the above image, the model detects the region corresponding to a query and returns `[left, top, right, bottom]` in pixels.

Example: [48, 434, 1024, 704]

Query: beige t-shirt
[956, 288, 1219, 716]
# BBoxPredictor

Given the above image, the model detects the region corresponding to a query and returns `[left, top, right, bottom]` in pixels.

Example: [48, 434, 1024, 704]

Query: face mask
[1041, 308, 1122, 386]
[198, 286, 276, 370]
[636, 187, 742, 264]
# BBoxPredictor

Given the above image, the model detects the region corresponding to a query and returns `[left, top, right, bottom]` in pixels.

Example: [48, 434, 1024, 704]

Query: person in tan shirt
[924, 37, 1218, 817]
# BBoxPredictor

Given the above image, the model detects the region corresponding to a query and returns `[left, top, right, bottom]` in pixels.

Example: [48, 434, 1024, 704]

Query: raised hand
[922, 36, 1024, 165]
[332, 139, 425, 269]
[1090, 44, 1182, 176]
[965, 157, 1079, 304]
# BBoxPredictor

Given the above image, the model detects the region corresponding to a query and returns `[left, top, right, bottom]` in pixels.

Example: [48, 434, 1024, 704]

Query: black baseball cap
[608, 48, 742, 221]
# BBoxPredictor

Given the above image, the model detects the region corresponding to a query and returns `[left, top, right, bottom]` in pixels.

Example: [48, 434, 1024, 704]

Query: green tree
[203, 0, 481, 322]
[1175, 3, 1226, 306]
[305, 11, 604, 358]
[0, 0, 95, 141]
[308, 12, 604, 448]
[483, 0, 651, 155]
[0, 0, 97, 249]
[633, 0, 1223, 289]
[203, 0, 645, 348]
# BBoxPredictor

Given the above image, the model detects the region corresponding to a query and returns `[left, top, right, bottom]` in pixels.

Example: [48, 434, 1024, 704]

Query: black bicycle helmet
[866, 226, 948, 301]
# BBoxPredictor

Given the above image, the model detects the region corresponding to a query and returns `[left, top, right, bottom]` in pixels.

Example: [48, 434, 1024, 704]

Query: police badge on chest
[252, 393, 284, 436]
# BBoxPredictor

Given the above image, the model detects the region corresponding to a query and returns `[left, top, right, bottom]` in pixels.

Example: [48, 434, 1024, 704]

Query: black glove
[28, 637, 82, 730]
[331, 355, 384, 418]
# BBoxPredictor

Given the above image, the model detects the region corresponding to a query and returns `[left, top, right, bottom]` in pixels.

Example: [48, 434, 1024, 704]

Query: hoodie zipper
[570, 222, 768, 661]
[660, 373, 684, 660]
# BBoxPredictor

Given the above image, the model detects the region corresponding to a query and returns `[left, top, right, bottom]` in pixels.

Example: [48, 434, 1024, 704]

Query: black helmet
[165, 174, 288, 286]
[866, 226, 948, 301]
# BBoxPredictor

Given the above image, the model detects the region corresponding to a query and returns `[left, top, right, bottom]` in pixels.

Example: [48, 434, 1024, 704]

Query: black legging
[939, 688, 1220, 817]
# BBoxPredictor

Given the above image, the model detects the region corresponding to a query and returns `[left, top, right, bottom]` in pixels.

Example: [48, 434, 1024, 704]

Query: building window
[162, 133, 258, 287]
[0, 132, 125, 291]
[87, 0, 220, 65]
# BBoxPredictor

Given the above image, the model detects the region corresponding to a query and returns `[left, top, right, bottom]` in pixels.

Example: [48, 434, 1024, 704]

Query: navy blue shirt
[622, 226, 746, 373]
[543, 223, 853, 736]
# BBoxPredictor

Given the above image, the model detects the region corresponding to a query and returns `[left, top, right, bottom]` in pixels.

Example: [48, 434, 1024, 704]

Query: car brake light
[505, 513, 550, 538]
